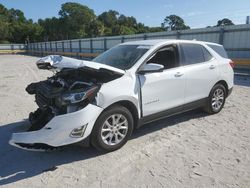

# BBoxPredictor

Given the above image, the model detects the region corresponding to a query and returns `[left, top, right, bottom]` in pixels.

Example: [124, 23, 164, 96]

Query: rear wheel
[91, 105, 134, 152]
[204, 84, 226, 114]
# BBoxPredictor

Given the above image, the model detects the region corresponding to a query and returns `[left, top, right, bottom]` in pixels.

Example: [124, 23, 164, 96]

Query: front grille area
[35, 92, 53, 107]
[34, 81, 63, 107]
[28, 107, 54, 131]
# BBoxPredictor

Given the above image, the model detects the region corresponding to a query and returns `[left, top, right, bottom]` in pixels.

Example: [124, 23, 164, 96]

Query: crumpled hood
[36, 55, 125, 75]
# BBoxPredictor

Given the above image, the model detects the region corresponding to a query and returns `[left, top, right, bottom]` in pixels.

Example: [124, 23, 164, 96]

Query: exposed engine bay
[25, 55, 124, 132]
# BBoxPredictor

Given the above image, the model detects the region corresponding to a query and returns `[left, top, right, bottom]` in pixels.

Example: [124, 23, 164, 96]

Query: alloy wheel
[101, 114, 128, 146]
[211, 88, 225, 111]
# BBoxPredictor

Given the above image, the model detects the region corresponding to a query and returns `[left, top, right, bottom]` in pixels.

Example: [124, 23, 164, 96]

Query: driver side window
[147, 45, 179, 69]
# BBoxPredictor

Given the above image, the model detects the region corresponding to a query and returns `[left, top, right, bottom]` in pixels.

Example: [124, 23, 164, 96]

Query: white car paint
[139, 66, 186, 116]
[183, 58, 220, 103]
[10, 104, 103, 148]
[37, 55, 125, 74]
[9, 39, 234, 150]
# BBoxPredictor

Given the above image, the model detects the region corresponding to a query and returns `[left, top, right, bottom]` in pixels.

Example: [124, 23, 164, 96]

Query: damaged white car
[9, 40, 234, 152]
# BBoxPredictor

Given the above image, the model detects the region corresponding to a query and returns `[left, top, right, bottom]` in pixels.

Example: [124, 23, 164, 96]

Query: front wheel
[91, 105, 134, 152]
[204, 84, 226, 114]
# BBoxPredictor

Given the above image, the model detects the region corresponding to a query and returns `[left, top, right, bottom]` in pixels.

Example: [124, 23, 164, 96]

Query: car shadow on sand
[0, 109, 207, 186]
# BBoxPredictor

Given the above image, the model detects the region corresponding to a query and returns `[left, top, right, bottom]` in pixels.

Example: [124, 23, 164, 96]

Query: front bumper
[9, 104, 103, 150]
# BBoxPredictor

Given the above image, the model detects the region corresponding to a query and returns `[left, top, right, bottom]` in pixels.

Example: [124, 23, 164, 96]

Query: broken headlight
[62, 91, 86, 104]
[62, 86, 99, 104]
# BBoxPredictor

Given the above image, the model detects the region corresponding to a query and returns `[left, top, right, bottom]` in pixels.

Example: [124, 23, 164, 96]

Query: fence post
[104, 38, 107, 51]
[121, 37, 124, 43]
[62, 41, 65, 52]
[143, 34, 147, 40]
[24, 43, 27, 54]
[27, 43, 33, 54]
[90, 39, 93, 53]
[219, 28, 224, 45]
[176, 31, 181, 39]
[50, 41, 52, 52]
[79, 39, 82, 53]
[37, 43, 39, 56]
[45, 42, 47, 53]
[69, 40, 72, 52]
[26, 44, 28, 53]
[40, 43, 43, 56]
[26, 44, 29, 55]
[55, 42, 58, 52]
[11, 44, 14, 53]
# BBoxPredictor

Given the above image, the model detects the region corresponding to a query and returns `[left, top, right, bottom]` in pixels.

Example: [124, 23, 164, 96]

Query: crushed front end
[9, 55, 123, 151]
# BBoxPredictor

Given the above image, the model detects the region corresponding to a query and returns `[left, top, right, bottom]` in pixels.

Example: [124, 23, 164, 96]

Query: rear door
[179, 43, 219, 104]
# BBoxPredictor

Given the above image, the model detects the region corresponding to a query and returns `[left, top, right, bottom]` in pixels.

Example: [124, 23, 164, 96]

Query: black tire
[91, 105, 134, 152]
[204, 84, 226, 114]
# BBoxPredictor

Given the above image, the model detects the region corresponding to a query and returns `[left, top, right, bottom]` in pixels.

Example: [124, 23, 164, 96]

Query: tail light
[229, 60, 235, 68]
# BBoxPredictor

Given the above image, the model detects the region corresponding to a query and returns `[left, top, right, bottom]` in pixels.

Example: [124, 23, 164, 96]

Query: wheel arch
[214, 80, 229, 96]
[104, 100, 139, 129]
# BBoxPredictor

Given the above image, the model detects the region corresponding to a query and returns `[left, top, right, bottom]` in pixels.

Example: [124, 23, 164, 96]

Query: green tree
[8, 8, 26, 22]
[87, 19, 105, 37]
[1, 3, 198, 43]
[59, 2, 96, 39]
[0, 19, 10, 43]
[162, 15, 190, 31]
[118, 15, 137, 28]
[148, 27, 165, 33]
[135, 23, 149, 33]
[98, 10, 119, 28]
[0, 4, 11, 42]
[0, 4, 43, 43]
[217, 18, 234, 26]
[10, 20, 43, 43]
[38, 17, 64, 41]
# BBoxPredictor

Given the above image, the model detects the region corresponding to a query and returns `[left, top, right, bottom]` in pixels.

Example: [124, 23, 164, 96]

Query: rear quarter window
[202, 47, 213, 61]
[207, 44, 228, 58]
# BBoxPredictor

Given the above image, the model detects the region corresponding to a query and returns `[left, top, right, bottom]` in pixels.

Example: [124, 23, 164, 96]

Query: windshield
[93, 45, 151, 70]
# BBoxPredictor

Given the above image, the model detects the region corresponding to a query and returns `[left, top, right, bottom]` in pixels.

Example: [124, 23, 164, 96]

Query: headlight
[62, 86, 99, 104]
[62, 91, 86, 104]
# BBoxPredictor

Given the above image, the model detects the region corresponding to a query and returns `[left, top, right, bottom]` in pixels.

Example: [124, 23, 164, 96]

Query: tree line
[0, 2, 234, 43]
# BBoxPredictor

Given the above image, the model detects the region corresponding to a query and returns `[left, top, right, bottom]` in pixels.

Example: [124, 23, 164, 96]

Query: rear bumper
[9, 104, 103, 151]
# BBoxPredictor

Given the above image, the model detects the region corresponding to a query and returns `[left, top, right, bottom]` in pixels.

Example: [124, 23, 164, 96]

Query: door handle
[175, 72, 184, 77]
[209, 65, 216, 69]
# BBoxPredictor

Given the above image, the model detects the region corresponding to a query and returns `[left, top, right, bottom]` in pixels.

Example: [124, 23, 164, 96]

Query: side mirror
[138, 63, 164, 74]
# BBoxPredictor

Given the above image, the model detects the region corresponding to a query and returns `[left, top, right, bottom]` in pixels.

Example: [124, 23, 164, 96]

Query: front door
[138, 45, 186, 117]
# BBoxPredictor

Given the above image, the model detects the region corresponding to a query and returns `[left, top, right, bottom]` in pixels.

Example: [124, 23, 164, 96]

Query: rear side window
[180, 43, 213, 65]
[207, 44, 228, 58]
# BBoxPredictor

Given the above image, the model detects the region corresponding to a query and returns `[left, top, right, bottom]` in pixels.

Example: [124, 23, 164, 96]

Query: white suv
[10, 39, 234, 152]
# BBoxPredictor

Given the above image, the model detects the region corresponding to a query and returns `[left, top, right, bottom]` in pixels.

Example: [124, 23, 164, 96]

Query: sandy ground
[0, 55, 249, 188]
